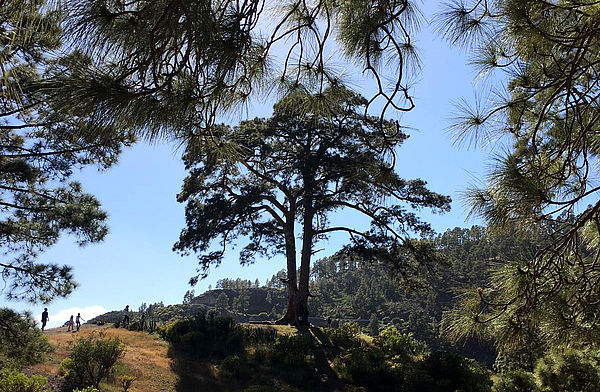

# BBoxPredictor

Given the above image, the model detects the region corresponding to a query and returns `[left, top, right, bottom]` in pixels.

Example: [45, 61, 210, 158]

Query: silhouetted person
[123, 305, 130, 327]
[67, 315, 74, 332]
[41, 308, 49, 331]
[76, 313, 85, 331]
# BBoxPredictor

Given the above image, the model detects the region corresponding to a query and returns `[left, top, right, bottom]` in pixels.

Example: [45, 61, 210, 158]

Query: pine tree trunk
[276, 227, 304, 324]
[276, 288, 309, 325]
[276, 208, 313, 326]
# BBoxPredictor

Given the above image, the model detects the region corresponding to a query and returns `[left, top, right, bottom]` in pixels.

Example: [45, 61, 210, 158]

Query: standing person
[67, 315, 74, 332]
[122, 305, 130, 327]
[41, 308, 49, 331]
[76, 313, 85, 332]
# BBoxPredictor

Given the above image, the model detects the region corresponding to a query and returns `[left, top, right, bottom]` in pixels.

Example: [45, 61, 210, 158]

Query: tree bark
[276, 223, 302, 325]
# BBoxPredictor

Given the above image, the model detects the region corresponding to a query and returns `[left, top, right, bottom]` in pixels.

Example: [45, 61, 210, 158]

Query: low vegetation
[59, 332, 125, 389]
[0, 308, 54, 369]
[0, 369, 49, 392]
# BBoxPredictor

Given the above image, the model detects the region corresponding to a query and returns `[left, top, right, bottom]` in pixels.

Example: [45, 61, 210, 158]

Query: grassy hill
[29, 324, 177, 392]
[28, 323, 303, 392]
[26, 318, 493, 392]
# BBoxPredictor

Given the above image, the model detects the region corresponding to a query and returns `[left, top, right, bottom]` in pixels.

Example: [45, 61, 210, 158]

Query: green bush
[494, 369, 539, 392]
[59, 332, 125, 389]
[419, 351, 493, 392]
[72, 388, 99, 392]
[335, 347, 398, 391]
[326, 322, 362, 349]
[268, 333, 315, 366]
[219, 355, 242, 377]
[120, 375, 135, 392]
[373, 327, 428, 361]
[0, 369, 48, 392]
[0, 308, 53, 369]
[534, 347, 600, 392]
[158, 311, 244, 358]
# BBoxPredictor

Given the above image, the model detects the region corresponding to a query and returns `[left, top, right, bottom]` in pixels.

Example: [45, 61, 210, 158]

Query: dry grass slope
[31, 324, 177, 392]
[28, 323, 318, 392]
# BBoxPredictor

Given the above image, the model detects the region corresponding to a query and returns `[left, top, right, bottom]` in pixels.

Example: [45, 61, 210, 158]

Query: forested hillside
[89, 225, 549, 368]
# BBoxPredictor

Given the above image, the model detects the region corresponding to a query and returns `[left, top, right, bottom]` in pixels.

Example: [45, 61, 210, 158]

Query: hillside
[29, 324, 177, 392]
[28, 323, 302, 392]
[27, 319, 493, 392]
[88, 226, 509, 367]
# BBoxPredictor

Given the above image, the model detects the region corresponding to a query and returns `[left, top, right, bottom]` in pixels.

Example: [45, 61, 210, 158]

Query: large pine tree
[174, 87, 450, 324]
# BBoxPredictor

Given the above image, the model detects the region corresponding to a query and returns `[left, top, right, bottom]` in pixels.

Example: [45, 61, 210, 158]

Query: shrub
[0, 308, 53, 369]
[243, 327, 278, 344]
[534, 347, 600, 392]
[120, 375, 135, 392]
[268, 333, 315, 366]
[326, 322, 362, 349]
[419, 351, 492, 392]
[158, 311, 244, 358]
[72, 388, 99, 392]
[60, 332, 125, 389]
[335, 347, 398, 391]
[219, 355, 242, 377]
[373, 327, 428, 361]
[0, 369, 48, 392]
[494, 369, 539, 392]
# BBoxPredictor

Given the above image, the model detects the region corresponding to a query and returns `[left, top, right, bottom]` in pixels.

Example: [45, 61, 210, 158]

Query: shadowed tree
[0, 0, 135, 303]
[0, 308, 53, 369]
[437, 0, 600, 346]
[174, 87, 450, 325]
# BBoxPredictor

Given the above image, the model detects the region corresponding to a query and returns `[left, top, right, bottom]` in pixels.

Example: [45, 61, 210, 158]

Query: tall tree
[438, 0, 600, 345]
[48, 0, 422, 135]
[0, 0, 135, 302]
[174, 87, 450, 324]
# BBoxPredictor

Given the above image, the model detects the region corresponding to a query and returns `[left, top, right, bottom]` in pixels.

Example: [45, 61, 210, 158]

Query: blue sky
[1, 3, 493, 328]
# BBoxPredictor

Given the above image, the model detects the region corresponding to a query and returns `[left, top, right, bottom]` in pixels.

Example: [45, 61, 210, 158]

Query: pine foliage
[0, 0, 135, 302]
[438, 0, 600, 346]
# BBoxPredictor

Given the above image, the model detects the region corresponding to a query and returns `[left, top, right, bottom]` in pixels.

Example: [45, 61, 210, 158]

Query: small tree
[233, 290, 250, 315]
[0, 308, 53, 369]
[60, 332, 125, 389]
[174, 87, 450, 324]
[215, 293, 229, 314]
